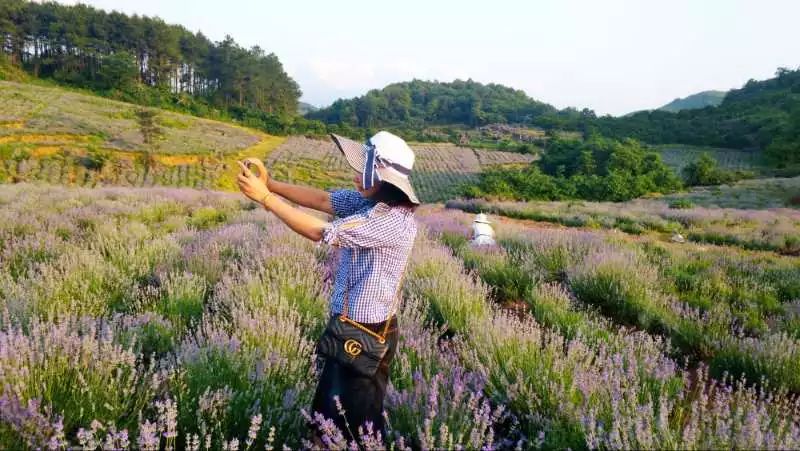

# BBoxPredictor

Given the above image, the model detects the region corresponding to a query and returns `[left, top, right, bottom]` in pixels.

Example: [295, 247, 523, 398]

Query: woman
[236, 131, 419, 442]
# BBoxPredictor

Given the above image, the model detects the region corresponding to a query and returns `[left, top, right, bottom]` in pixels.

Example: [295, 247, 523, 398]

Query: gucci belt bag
[316, 255, 403, 378]
[316, 313, 394, 378]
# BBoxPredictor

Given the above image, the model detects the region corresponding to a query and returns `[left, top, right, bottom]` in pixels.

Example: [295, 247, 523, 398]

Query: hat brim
[330, 133, 421, 205]
[330, 133, 366, 175]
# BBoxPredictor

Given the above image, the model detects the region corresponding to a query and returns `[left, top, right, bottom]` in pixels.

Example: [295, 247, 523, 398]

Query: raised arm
[237, 160, 329, 241]
[242, 157, 333, 214]
[268, 179, 333, 215]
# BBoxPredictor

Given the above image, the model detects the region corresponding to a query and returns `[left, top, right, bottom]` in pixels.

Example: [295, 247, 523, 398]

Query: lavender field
[448, 182, 800, 255]
[1, 183, 800, 449]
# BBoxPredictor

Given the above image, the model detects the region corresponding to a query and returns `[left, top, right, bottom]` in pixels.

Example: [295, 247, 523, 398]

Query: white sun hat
[474, 213, 491, 224]
[330, 131, 420, 204]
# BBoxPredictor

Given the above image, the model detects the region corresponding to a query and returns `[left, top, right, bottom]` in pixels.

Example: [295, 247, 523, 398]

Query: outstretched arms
[237, 160, 329, 241]
[268, 179, 333, 215]
[241, 157, 333, 215]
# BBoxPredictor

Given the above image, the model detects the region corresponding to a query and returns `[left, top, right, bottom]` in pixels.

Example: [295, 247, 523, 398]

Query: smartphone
[245, 160, 261, 179]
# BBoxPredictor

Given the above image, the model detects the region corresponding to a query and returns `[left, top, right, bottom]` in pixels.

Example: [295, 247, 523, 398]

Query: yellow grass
[0, 121, 24, 129]
[238, 133, 286, 158]
[153, 155, 202, 166]
[0, 134, 88, 144]
[30, 146, 61, 157]
[214, 134, 286, 191]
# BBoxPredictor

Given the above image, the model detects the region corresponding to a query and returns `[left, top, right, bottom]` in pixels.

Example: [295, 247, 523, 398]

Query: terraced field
[0, 80, 285, 191]
[268, 139, 534, 202]
[0, 81, 534, 202]
[0, 81, 263, 154]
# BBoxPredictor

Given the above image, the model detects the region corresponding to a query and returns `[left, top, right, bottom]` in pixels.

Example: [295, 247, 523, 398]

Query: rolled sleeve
[322, 213, 404, 249]
[329, 189, 373, 218]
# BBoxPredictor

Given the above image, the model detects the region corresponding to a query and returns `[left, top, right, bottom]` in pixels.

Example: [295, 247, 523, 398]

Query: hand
[236, 160, 271, 205]
[242, 157, 269, 188]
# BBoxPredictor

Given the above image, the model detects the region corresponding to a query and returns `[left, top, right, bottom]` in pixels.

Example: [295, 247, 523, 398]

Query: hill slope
[658, 90, 727, 112]
[0, 80, 284, 190]
[0, 81, 533, 201]
[308, 79, 558, 128]
[596, 68, 800, 166]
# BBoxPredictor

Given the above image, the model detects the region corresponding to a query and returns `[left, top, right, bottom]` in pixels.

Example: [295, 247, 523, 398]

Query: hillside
[0, 0, 301, 134]
[307, 68, 800, 169]
[658, 90, 727, 112]
[307, 79, 558, 128]
[266, 137, 534, 202]
[0, 81, 533, 201]
[595, 68, 800, 166]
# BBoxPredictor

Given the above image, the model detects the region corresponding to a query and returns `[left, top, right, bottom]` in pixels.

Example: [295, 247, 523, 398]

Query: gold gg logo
[344, 339, 362, 357]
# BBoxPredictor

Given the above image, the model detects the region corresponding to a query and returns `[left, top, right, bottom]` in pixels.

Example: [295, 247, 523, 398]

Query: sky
[54, 0, 800, 116]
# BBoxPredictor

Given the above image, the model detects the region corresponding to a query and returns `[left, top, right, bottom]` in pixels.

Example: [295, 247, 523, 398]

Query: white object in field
[470, 213, 496, 246]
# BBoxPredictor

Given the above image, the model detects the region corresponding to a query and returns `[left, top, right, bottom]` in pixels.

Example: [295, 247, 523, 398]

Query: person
[235, 130, 419, 443]
[470, 213, 496, 246]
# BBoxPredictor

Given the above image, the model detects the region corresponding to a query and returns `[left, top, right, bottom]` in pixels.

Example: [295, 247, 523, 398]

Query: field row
[418, 205, 800, 396]
[1, 184, 799, 449]
[267, 137, 535, 202]
[655, 144, 765, 173]
[448, 186, 800, 255]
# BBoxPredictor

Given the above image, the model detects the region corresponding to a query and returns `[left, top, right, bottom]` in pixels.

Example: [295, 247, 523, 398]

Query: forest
[0, 0, 304, 130]
[311, 69, 800, 167]
[307, 79, 563, 128]
[592, 68, 800, 166]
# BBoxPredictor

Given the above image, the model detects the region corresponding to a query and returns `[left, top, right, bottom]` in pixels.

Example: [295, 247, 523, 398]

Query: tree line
[308, 79, 568, 128]
[591, 68, 800, 167]
[310, 69, 800, 168]
[0, 0, 301, 119]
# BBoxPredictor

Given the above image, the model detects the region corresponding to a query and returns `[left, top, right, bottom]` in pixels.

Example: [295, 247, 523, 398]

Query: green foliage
[187, 207, 228, 230]
[593, 68, 800, 165]
[469, 136, 683, 202]
[669, 199, 694, 209]
[682, 153, 753, 186]
[135, 108, 165, 147]
[657, 90, 727, 113]
[309, 79, 557, 128]
[79, 147, 112, 171]
[0, 0, 302, 132]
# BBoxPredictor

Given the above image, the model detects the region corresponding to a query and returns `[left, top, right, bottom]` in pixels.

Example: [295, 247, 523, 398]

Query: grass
[0, 81, 534, 202]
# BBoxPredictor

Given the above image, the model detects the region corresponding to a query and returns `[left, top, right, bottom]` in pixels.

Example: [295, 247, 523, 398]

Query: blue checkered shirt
[321, 190, 417, 323]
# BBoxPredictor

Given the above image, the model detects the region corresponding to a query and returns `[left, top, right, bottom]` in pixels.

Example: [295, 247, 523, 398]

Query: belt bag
[316, 251, 403, 378]
[316, 313, 392, 377]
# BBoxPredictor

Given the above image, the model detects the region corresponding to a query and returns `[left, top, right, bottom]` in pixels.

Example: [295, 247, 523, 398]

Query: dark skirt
[310, 315, 399, 442]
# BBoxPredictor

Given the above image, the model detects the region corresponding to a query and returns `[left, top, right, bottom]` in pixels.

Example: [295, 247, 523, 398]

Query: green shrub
[188, 207, 228, 230]
[469, 136, 682, 202]
[669, 199, 695, 209]
[682, 153, 753, 186]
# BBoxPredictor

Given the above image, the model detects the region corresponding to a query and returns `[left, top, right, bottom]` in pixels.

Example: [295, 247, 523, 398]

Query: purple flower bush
[1, 184, 799, 449]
